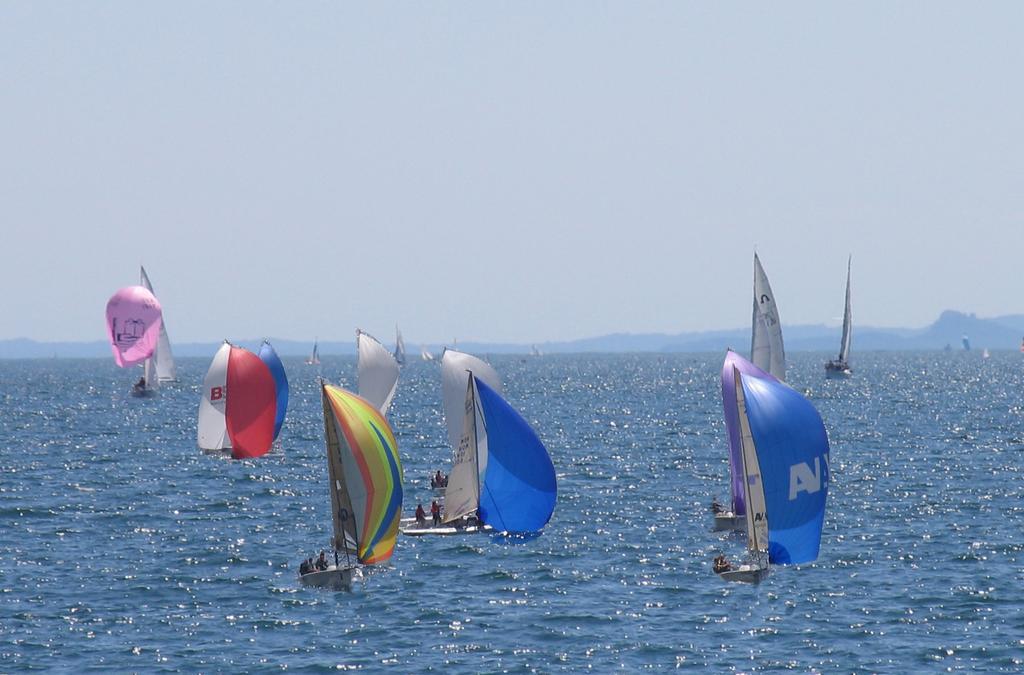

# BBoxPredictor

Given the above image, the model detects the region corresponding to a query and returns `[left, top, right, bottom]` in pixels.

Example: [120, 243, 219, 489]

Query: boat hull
[299, 565, 356, 590]
[713, 513, 745, 532]
[717, 564, 769, 584]
[400, 522, 491, 536]
[824, 361, 852, 378]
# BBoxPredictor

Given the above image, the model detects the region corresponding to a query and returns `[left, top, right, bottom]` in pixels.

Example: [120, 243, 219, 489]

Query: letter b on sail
[789, 456, 827, 500]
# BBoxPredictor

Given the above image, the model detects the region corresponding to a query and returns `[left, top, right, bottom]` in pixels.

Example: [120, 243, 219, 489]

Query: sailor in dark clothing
[431, 500, 441, 526]
[415, 503, 427, 526]
[315, 550, 328, 571]
[299, 557, 312, 575]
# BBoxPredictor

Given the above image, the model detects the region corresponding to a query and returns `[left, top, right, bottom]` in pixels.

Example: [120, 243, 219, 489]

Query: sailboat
[138, 266, 177, 392]
[714, 350, 777, 532]
[824, 257, 853, 377]
[356, 329, 400, 416]
[197, 342, 277, 459]
[982, 348, 991, 360]
[962, 335, 971, 351]
[106, 285, 163, 397]
[420, 346, 435, 362]
[393, 326, 406, 366]
[300, 382, 403, 590]
[306, 338, 321, 365]
[403, 350, 556, 536]
[531, 344, 542, 357]
[258, 341, 289, 441]
[751, 253, 786, 381]
[715, 351, 830, 584]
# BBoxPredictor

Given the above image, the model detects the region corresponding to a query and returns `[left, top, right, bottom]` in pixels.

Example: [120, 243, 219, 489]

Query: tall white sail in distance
[443, 376, 482, 522]
[837, 256, 852, 364]
[394, 326, 406, 365]
[440, 349, 502, 474]
[139, 266, 177, 382]
[197, 342, 231, 450]
[734, 367, 768, 555]
[750, 253, 786, 381]
[356, 330, 400, 416]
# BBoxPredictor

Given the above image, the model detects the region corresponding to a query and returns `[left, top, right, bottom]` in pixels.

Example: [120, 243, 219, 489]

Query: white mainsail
[440, 349, 502, 460]
[443, 377, 482, 522]
[394, 326, 406, 365]
[139, 266, 177, 382]
[356, 330, 400, 416]
[421, 346, 434, 361]
[735, 367, 768, 556]
[837, 257, 852, 364]
[197, 342, 231, 451]
[751, 253, 785, 381]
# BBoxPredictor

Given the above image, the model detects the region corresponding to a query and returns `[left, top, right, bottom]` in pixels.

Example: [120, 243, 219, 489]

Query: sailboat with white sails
[824, 257, 853, 377]
[393, 326, 406, 366]
[306, 338, 321, 366]
[714, 350, 830, 584]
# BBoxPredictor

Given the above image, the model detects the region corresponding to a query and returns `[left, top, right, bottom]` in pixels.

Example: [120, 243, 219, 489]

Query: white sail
[421, 346, 434, 361]
[440, 349, 502, 473]
[307, 339, 320, 365]
[734, 367, 768, 555]
[837, 257, 852, 364]
[356, 330, 400, 416]
[197, 342, 231, 451]
[751, 254, 785, 381]
[394, 326, 406, 365]
[443, 377, 481, 522]
[139, 266, 177, 382]
[143, 356, 158, 391]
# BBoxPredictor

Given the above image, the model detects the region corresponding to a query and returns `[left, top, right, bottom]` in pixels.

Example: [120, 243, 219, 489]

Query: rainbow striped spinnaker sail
[322, 384, 403, 565]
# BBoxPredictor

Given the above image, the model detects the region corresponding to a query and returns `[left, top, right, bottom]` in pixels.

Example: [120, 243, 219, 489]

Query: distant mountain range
[2, 310, 1023, 359]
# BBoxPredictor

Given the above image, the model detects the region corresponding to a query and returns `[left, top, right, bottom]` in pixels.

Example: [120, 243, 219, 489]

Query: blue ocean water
[1, 351, 1022, 671]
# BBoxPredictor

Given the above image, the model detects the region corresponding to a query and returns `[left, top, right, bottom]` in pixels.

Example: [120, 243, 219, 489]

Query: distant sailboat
[982, 348, 991, 360]
[198, 342, 277, 459]
[139, 266, 177, 388]
[258, 341, 289, 441]
[824, 257, 853, 378]
[420, 346, 435, 362]
[393, 326, 406, 366]
[751, 253, 785, 381]
[715, 352, 830, 584]
[300, 382, 403, 590]
[356, 329, 400, 416]
[531, 344, 542, 357]
[306, 338, 321, 365]
[962, 335, 971, 351]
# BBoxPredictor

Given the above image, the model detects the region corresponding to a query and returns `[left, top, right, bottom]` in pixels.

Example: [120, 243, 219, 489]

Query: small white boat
[299, 565, 359, 591]
[825, 257, 853, 378]
[306, 338, 320, 365]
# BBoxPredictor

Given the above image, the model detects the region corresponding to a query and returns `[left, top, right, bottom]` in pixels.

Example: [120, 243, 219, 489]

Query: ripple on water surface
[1, 352, 1022, 670]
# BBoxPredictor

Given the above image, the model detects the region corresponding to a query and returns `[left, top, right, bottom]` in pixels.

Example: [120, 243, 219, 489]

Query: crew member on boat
[415, 503, 426, 526]
[430, 500, 441, 526]
[713, 554, 731, 574]
[316, 551, 328, 571]
[299, 557, 314, 575]
[711, 497, 724, 515]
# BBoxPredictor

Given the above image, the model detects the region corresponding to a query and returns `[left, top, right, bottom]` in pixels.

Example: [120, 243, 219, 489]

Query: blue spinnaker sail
[740, 373, 829, 565]
[258, 341, 289, 441]
[475, 376, 556, 533]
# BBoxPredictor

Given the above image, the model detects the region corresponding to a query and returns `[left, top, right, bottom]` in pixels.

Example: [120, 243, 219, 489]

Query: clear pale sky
[2, 3, 1022, 344]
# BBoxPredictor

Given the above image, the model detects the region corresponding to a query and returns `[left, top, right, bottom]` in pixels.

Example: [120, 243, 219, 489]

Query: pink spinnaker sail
[105, 286, 163, 367]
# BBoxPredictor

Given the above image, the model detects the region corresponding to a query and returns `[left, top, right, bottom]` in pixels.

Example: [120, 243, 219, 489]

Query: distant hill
[2, 310, 1022, 359]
